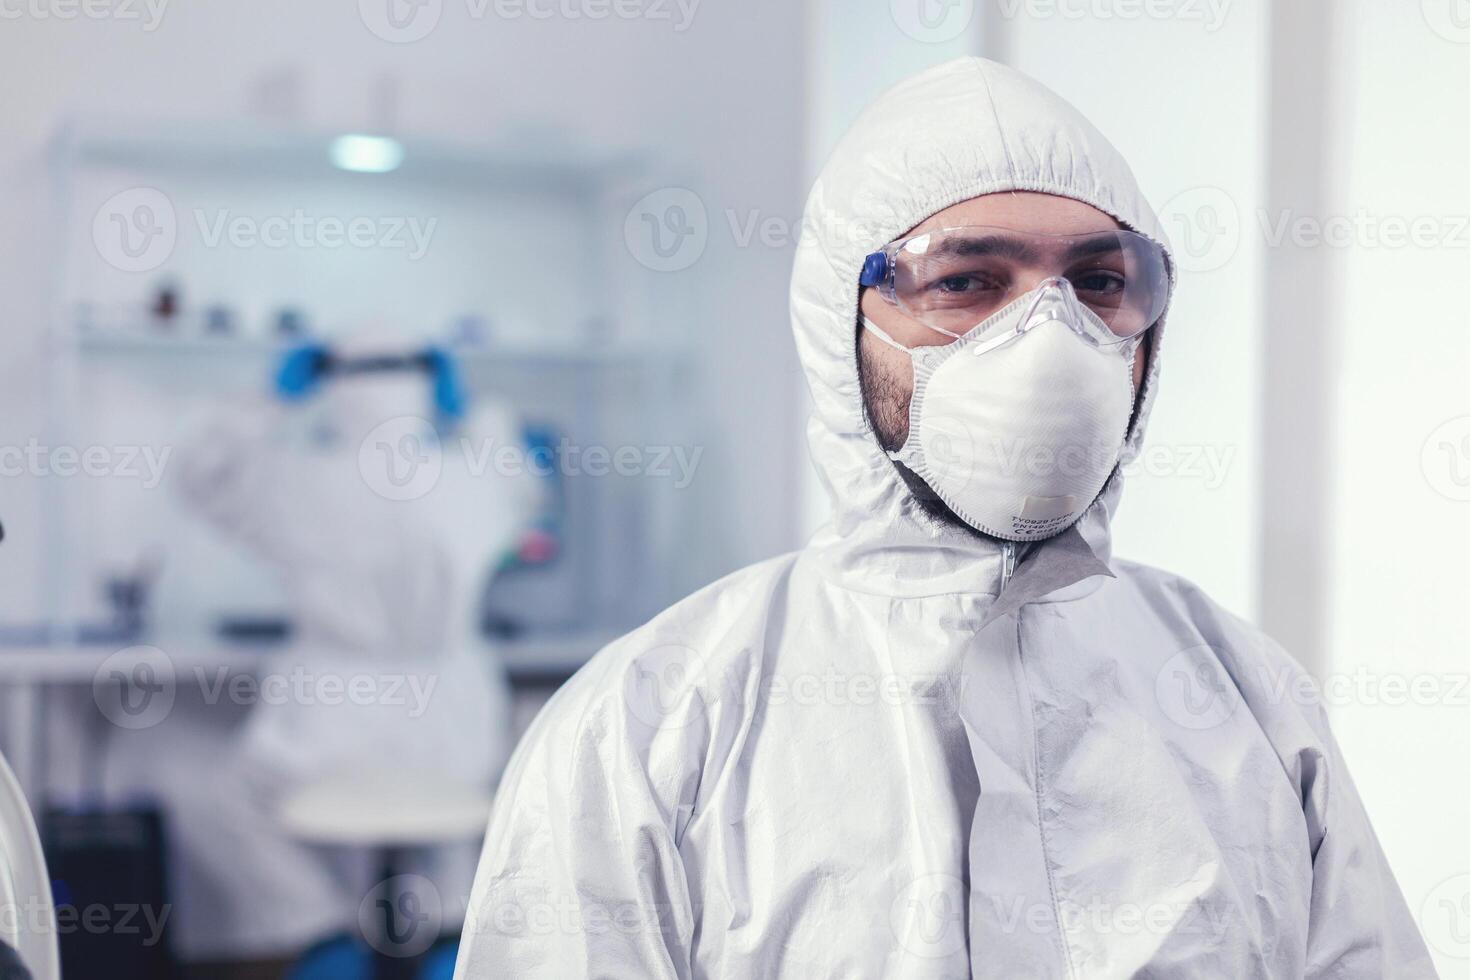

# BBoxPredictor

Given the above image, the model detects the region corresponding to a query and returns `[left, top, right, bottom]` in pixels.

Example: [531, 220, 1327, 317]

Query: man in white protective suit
[455, 58, 1436, 978]
[103, 343, 531, 972]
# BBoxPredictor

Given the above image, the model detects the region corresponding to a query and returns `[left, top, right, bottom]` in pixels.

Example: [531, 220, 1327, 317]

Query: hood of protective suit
[791, 57, 1174, 596]
[457, 58, 1432, 980]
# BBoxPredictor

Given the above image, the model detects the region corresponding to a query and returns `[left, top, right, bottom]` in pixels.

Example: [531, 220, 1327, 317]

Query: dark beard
[855, 319, 987, 536]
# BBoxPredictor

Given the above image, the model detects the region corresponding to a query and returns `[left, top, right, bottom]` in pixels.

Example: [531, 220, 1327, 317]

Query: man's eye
[933, 275, 995, 295]
[1072, 271, 1126, 295]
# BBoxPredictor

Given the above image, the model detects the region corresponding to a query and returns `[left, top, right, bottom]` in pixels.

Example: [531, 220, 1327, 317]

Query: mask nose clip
[969, 277, 1094, 358]
[1019, 277, 1089, 335]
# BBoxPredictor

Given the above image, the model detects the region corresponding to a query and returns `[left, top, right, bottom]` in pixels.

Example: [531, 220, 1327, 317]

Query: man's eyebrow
[918, 234, 1040, 262]
[1058, 234, 1128, 262]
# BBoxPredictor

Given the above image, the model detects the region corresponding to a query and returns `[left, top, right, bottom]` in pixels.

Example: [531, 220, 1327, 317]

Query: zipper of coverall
[1004, 565, 1079, 979]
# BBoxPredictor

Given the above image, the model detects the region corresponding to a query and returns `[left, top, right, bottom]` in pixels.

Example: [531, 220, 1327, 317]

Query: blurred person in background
[105, 338, 532, 977]
[453, 59, 1435, 978]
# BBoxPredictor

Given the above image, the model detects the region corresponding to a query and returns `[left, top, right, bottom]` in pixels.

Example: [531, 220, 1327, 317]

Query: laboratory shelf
[65, 331, 690, 369]
[56, 116, 648, 191]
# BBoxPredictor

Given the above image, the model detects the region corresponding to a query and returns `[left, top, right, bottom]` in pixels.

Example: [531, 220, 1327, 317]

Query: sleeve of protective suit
[1220, 620, 1439, 979]
[1291, 698, 1439, 979]
[455, 638, 705, 979]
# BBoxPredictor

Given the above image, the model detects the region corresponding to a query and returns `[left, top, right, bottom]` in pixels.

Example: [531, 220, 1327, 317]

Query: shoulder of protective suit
[518, 551, 803, 755]
[1110, 557, 1335, 731]
[1111, 558, 1302, 662]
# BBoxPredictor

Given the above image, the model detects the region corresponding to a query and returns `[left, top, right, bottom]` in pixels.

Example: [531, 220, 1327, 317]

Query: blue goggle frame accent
[859, 250, 889, 287]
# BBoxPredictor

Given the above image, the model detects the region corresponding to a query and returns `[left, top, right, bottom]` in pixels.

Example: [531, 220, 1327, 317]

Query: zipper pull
[999, 541, 1017, 594]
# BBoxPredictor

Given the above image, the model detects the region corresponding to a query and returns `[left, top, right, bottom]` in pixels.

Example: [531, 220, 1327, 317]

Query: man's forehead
[907, 191, 1122, 238]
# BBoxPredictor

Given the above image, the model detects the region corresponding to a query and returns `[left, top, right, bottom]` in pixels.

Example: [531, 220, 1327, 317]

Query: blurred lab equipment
[99, 338, 535, 961]
[481, 423, 565, 639]
[13, 117, 704, 974]
[0, 751, 58, 980]
[148, 281, 180, 329]
[273, 308, 307, 338]
[42, 807, 175, 979]
[277, 774, 493, 978]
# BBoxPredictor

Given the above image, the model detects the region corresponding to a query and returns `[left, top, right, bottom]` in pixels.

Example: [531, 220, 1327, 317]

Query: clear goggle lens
[863, 226, 1170, 344]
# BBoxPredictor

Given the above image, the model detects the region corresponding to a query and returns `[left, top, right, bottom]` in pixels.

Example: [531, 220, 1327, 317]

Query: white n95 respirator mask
[863, 277, 1141, 542]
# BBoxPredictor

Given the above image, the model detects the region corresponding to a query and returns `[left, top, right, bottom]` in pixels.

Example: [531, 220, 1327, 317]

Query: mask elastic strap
[860, 316, 908, 352]
[861, 316, 965, 352]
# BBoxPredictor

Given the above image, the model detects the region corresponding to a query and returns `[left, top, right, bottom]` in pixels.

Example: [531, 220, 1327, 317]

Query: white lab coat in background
[106, 369, 534, 960]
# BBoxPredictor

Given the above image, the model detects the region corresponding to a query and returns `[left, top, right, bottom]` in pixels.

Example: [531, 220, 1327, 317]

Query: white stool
[278, 773, 493, 980]
[0, 752, 58, 980]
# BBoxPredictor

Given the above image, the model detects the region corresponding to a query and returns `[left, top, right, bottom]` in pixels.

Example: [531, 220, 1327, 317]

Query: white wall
[0, 0, 810, 620]
[1329, 3, 1470, 973]
[1007, 4, 1266, 619]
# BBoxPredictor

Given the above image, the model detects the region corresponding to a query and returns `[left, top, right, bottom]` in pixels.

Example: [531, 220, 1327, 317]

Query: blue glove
[424, 346, 467, 421]
[274, 343, 330, 401]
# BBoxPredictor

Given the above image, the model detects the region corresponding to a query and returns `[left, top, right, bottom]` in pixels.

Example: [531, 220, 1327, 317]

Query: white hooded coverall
[455, 58, 1436, 979]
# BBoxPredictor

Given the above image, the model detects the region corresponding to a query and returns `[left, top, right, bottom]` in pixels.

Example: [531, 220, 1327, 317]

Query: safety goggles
[859, 226, 1170, 345]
